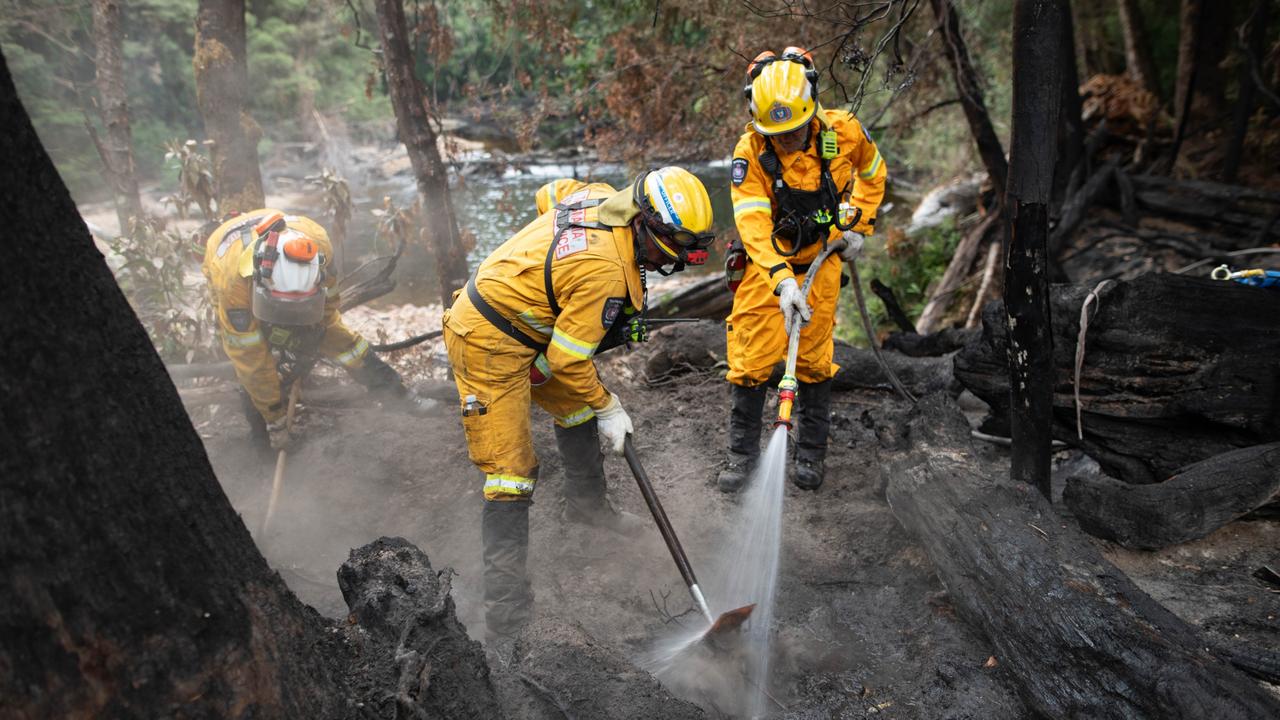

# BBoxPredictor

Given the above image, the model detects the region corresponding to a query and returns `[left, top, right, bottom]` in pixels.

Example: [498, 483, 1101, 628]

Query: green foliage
[105, 216, 214, 363]
[160, 139, 216, 221]
[836, 218, 962, 347]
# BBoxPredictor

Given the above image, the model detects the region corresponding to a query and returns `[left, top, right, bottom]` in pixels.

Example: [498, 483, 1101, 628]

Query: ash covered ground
[194, 315, 1280, 719]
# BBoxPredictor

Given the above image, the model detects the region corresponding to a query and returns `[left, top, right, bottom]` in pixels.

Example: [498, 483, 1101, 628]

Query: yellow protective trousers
[443, 293, 598, 502]
[725, 251, 843, 387]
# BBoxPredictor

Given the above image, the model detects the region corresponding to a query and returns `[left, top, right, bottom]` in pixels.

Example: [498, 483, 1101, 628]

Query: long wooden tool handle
[259, 380, 302, 537]
[624, 435, 698, 589]
[847, 257, 917, 404]
[623, 435, 714, 623]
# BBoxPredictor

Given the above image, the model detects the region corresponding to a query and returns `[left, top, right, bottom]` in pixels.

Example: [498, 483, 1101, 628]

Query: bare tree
[1004, 0, 1063, 499]
[89, 0, 143, 234]
[928, 0, 1008, 197]
[373, 0, 469, 306]
[193, 0, 264, 214]
[1222, 0, 1271, 183]
[1117, 0, 1161, 98]
[1168, 0, 1204, 172]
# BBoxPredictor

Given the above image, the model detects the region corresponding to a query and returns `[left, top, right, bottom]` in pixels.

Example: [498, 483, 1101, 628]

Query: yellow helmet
[745, 47, 818, 135]
[633, 167, 715, 267]
[535, 178, 588, 215]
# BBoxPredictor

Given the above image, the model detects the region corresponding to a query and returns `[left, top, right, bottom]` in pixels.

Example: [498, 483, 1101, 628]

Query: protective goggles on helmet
[632, 173, 714, 267]
[746, 46, 815, 80]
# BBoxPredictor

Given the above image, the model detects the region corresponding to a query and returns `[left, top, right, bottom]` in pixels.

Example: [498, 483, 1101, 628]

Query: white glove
[595, 393, 633, 456]
[776, 277, 811, 334]
[839, 231, 865, 261]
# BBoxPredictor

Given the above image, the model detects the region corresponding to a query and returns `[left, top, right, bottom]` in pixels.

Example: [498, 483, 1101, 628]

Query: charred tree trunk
[1004, 0, 1062, 498]
[1222, 0, 1271, 183]
[1117, 0, 1161, 98]
[1168, 0, 1204, 172]
[0, 46, 346, 716]
[1054, 0, 1086, 202]
[955, 274, 1280, 485]
[1064, 442, 1280, 549]
[194, 0, 264, 214]
[89, 0, 143, 234]
[373, 0, 469, 307]
[929, 0, 1009, 197]
[885, 395, 1280, 719]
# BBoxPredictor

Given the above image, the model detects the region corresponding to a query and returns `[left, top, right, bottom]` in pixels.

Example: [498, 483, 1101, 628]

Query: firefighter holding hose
[202, 210, 429, 452]
[443, 168, 714, 644]
[719, 47, 887, 492]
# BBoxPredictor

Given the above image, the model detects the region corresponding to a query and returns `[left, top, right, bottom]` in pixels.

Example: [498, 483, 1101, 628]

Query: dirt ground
[194, 320, 1280, 719]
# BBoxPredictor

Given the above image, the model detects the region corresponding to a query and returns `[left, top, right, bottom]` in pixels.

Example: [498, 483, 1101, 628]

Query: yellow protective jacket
[461, 183, 643, 412]
[201, 210, 368, 423]
[730, 108, 887, 293]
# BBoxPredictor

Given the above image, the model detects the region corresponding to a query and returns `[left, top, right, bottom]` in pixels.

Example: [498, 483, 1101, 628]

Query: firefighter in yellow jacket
[720, 47, 887, 492]
[443, 168, 714, 642]
[202, 209, 425, 450]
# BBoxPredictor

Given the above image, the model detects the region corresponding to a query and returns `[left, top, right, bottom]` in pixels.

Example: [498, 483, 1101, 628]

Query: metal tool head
[704, 603, 756, 639]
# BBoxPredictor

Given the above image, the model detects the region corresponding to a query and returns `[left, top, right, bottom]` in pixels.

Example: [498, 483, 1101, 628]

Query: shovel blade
[703, 603, 755, 640]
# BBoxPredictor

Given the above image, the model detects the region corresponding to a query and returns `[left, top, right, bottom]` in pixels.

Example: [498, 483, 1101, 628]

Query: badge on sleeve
[731, 158, 748, 186]
[601, 297, 625, 328]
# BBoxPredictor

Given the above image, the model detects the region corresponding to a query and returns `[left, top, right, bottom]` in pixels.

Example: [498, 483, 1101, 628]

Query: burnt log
[869, 278, 917, 334]
[648, 275, 733, 320]
[955, 273, 1280, 484]
[338, 537, 500, 718]
[1063, 442, 1280, 549]
[1129, 174, 1280, 244]
[642, 324, 951, 397]
[885, 395, 1280, 718]
[883, 327, 979, 357]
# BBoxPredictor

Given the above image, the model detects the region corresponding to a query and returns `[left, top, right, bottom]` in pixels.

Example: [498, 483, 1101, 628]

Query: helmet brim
[753, 104, 817, 136]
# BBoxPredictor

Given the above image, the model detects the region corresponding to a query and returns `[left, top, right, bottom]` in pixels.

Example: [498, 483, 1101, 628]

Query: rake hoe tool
[622, 435, 755, 640]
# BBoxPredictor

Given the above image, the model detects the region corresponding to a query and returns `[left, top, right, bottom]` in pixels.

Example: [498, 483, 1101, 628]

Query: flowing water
[643, 423, 790, 718]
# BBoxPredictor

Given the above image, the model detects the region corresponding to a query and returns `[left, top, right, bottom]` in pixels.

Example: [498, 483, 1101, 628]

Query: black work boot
[350, 352, 436, 416]
[555, 419, 645, 537]
[793, 379, 832, 491]
[482, 498, 533, 645]
[717, 383, 767, 493]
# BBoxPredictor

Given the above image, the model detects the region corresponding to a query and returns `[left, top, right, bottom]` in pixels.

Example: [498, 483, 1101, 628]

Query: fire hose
[775, 234, 916, 429]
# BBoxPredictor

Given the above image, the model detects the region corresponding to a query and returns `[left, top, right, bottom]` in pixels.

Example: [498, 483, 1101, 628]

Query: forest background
[1, 0, 1271, 354]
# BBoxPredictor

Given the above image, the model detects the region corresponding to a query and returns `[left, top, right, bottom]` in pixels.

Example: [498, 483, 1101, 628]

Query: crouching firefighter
[202, 210, 430, 452]
[720, 46, 887, 492]
[442, 168, 714, 644]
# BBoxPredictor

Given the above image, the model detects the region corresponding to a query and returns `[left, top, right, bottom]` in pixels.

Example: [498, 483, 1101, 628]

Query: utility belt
[466, 278, 549, 354]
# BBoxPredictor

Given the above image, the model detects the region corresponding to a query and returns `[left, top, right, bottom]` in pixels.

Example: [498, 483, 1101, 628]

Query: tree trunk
[90, 0, 143, 234]
[194, 0, 264, 214]
[1004, 0, 1062, 499]
[884, 395, 1280, 719]
[928, 0, 1009, 197]
[1222, 0, 1270, 183]
[1168, 0, 1204, 173]
[373, 0, 469, 307]
[1054, 0, 1086, 202]
[1117, 0, 1161, 98]
[0, 45, 346, 717]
